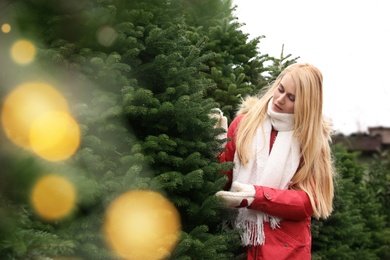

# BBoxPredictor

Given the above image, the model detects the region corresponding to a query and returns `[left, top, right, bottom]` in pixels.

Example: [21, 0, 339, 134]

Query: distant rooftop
[333, 126, 390, 153]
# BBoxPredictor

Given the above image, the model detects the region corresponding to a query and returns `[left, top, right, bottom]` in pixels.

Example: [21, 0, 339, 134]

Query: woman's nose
[276, 94, 285, 104]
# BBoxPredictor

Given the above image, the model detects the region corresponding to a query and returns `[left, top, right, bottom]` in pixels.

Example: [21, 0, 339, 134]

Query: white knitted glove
[211, 108, 228, 146]
[216, 181, 255, 208]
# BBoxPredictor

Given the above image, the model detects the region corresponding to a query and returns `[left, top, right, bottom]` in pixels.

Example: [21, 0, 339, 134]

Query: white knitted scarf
[232, 99, 300, 246]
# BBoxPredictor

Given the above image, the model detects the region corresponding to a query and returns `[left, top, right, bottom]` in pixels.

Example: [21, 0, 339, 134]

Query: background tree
[312, 145, 390, 260]
[366, 151, 390, 259]
[367, 151, 390, 224]
[266, 44, 299, 80]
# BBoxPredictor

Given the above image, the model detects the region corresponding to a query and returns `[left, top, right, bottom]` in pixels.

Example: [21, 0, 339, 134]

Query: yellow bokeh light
[1, 82, 69, 150]
[31, 174, 77, 220]
[11, 39, 36, 65]
[30, 111, 80, 162]
[1, 23, 11, 33]
[104, 190, 181, 260]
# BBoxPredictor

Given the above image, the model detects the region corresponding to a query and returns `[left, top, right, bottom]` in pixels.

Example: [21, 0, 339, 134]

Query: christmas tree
[0, 0, 267, 259]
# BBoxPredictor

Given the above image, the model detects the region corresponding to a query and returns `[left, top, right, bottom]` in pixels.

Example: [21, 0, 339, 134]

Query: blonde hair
[235, 63, 335, 219]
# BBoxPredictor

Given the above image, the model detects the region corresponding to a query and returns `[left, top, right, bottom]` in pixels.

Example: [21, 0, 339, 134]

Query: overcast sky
[233, 0, 390, 135]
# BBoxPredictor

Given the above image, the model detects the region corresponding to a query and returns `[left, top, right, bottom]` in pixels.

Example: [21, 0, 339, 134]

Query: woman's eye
[289, 95, 295, 102]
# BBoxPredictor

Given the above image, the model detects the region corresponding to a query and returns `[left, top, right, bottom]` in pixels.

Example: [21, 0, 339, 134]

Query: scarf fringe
[235, 215, 282, 246]
[236, 218, 266, 246]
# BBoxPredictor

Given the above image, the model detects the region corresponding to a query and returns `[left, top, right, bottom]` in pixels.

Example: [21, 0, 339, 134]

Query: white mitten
[216, 181, 255, 208]
[211, 108, 228, 146]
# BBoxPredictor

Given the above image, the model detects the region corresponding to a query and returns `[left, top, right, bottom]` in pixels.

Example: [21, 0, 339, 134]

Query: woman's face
[272, 73, 296, 114]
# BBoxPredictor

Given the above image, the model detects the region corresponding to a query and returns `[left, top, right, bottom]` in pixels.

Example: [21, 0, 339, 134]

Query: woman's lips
[273, 103, 282, 111]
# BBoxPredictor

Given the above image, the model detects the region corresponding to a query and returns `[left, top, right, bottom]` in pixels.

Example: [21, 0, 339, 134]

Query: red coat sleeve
[248, 186, 313, 221]
[218, 114, 244, 190]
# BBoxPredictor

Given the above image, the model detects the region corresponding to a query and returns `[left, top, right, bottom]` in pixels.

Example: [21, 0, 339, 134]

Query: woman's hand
[216, 181, 255, 208]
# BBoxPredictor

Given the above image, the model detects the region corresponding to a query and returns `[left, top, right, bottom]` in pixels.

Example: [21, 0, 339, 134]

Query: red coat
[219, 115, 313, 260]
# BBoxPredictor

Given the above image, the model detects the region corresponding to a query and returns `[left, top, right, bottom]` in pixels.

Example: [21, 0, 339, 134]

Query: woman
[216, 63, 336, 259]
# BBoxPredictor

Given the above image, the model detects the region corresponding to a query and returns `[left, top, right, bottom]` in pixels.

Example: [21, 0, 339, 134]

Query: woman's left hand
[215, 181, 255, 208]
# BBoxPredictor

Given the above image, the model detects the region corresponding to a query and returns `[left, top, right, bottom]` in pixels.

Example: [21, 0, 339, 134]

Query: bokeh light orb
[1, 23, 11, 33]
[104, 190, 181, 260]
[31, 174, 77, 220]
[11, 39, 36, 65]
[1, 82, 69, 150]
[96, 26, 118, 47]
[30, 111, 80, 162]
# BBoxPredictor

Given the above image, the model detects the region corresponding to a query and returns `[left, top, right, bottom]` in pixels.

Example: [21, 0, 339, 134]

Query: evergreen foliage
[312, 145, 390, 259]
[367, 151, 390, 225]
[266, 44, 299, 80]
[1, 0, 247, 259]
[176, 0, 271, 120]
[366, 151, 390, 259]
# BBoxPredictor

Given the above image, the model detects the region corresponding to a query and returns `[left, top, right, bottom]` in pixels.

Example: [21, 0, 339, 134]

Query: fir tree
[0, 0, 244, 259]
[366, 151, 390, 259]
[312, 145, 390, 259]
[266, 44, 300, 81]
[177, 0, 271, 121]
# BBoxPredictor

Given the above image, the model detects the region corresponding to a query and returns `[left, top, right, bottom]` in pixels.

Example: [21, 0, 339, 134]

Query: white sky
[233, 0, 390, 135]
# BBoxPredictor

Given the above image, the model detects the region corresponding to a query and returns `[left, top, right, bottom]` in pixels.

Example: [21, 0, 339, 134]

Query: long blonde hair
[235, 63, 335, 219]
